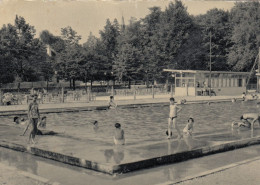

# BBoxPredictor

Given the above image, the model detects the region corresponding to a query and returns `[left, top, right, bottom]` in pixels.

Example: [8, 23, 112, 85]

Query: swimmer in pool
[183, 118, 194, 136]
[232, 113, 260, 130]
[93, 120, 99, 132]
[168, 97, 182, 139]
[13, 116, 28, 126]
[114, 123, 125, 145]
[38, 116, 47, 128]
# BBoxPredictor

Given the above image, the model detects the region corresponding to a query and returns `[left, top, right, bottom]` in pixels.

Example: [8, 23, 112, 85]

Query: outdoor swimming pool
[1, 100, 259, 145]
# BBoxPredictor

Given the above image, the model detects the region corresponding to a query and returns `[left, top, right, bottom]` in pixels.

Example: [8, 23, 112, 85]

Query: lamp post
[209, 31, 212, 97]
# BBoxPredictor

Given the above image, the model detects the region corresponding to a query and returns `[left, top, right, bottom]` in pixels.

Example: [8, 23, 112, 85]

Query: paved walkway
[1, 118, 260, 174]
[173, 158, 260, 185]
[1, 144, 260, 185]
[0, 162, 57, 185]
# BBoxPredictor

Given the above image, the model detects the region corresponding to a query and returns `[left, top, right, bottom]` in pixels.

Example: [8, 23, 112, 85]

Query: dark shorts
[169, 116, 177, 120]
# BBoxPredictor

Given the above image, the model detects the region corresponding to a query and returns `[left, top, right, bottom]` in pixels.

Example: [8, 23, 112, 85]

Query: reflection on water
[104, 146, 125, 164]
[0, 101, 259, 145]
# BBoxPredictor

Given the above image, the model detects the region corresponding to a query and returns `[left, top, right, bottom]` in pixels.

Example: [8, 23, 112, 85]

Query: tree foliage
[1, 1, 260, 88]
[228, 1, 260, 71]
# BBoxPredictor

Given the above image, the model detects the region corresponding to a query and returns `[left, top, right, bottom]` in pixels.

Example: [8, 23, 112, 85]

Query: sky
[0, 0, 236, 43]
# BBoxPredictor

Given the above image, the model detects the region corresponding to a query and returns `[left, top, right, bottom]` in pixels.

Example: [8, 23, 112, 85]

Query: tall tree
[56, 26, 84, 89]
[195, 8, 232, 71]
[99, 19, 121, 78]
[228, 1, 260, 71]
[0, 15, 47, 84]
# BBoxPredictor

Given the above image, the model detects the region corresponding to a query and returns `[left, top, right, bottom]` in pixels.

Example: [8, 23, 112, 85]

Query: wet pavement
[1, 144, 260, 185]
[1, 120, 260, 174]
[0, 95, 242, 116]
[0, 95, 260, 183]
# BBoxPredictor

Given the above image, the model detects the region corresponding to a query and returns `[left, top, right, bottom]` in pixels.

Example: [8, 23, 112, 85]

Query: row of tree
[0, 0, 260, 89]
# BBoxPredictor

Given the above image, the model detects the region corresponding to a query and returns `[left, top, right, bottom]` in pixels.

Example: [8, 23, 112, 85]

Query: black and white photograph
[0, 0, 260, 184]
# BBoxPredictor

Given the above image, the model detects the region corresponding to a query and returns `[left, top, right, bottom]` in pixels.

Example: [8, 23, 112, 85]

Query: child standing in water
[114, 123, 125, 145]
[183, 118, 195, 150]
[183, 118, 194, 136]
[168, 97, 182, 139]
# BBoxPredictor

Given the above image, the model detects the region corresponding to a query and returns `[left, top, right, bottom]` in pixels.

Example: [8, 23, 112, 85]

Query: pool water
[1, 101, 259, 145]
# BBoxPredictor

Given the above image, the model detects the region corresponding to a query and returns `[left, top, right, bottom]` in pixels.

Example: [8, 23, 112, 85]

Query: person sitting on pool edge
[232, 113, 260, 130]
[114, 123, 125, 145]
[108, 96, 117, 109]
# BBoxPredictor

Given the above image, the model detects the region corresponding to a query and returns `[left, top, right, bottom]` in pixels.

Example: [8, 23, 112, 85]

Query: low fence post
[152, 85, 154, 99]
[61, 87, 64, 103]
[0, 89, 2, 105]
[87, 87, 91, 101]
[134, 89, 136, 100]
[171, 85, 173, 97]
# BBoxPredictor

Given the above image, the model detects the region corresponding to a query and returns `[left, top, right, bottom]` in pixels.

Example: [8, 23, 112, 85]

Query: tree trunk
[17, 82, 20, 93]
[73, 79, 75, 90]
[113, 79, 115, 86]
[128, 79, 131, 89]
[85, 77, 87, 93]
[69, 79, 72, 89]
[90, 77, 93, 91]
[146, 73, 149, 88]
[46, 80, 49, 92]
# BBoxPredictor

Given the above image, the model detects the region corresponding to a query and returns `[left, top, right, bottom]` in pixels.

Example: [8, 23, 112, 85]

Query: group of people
[16, 94, 124, 145]
[16, 94, 57, 144]
[167, 97, 194, 139]
[16, 92, 260, 146]
[167, 95, 260, 140]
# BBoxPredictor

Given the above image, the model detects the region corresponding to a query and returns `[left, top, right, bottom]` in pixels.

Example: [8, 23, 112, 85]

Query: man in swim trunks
[168, 97, 182, 139]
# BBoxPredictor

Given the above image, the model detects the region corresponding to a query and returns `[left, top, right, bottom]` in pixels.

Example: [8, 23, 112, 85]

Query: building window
[238, 79, 242, 87]
[176, 79, 181, 87]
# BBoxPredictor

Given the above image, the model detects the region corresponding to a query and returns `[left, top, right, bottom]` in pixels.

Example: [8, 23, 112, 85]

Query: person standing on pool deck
[23, 94, 40, 144]
[108, 96, 117, 109]
[168, 97, 182, 139]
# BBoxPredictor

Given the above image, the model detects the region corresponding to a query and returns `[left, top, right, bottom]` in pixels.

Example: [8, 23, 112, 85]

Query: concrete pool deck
[1, 95, 259, 175]
[1, 122, 260, 175]
[0, 95, 244, 116]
